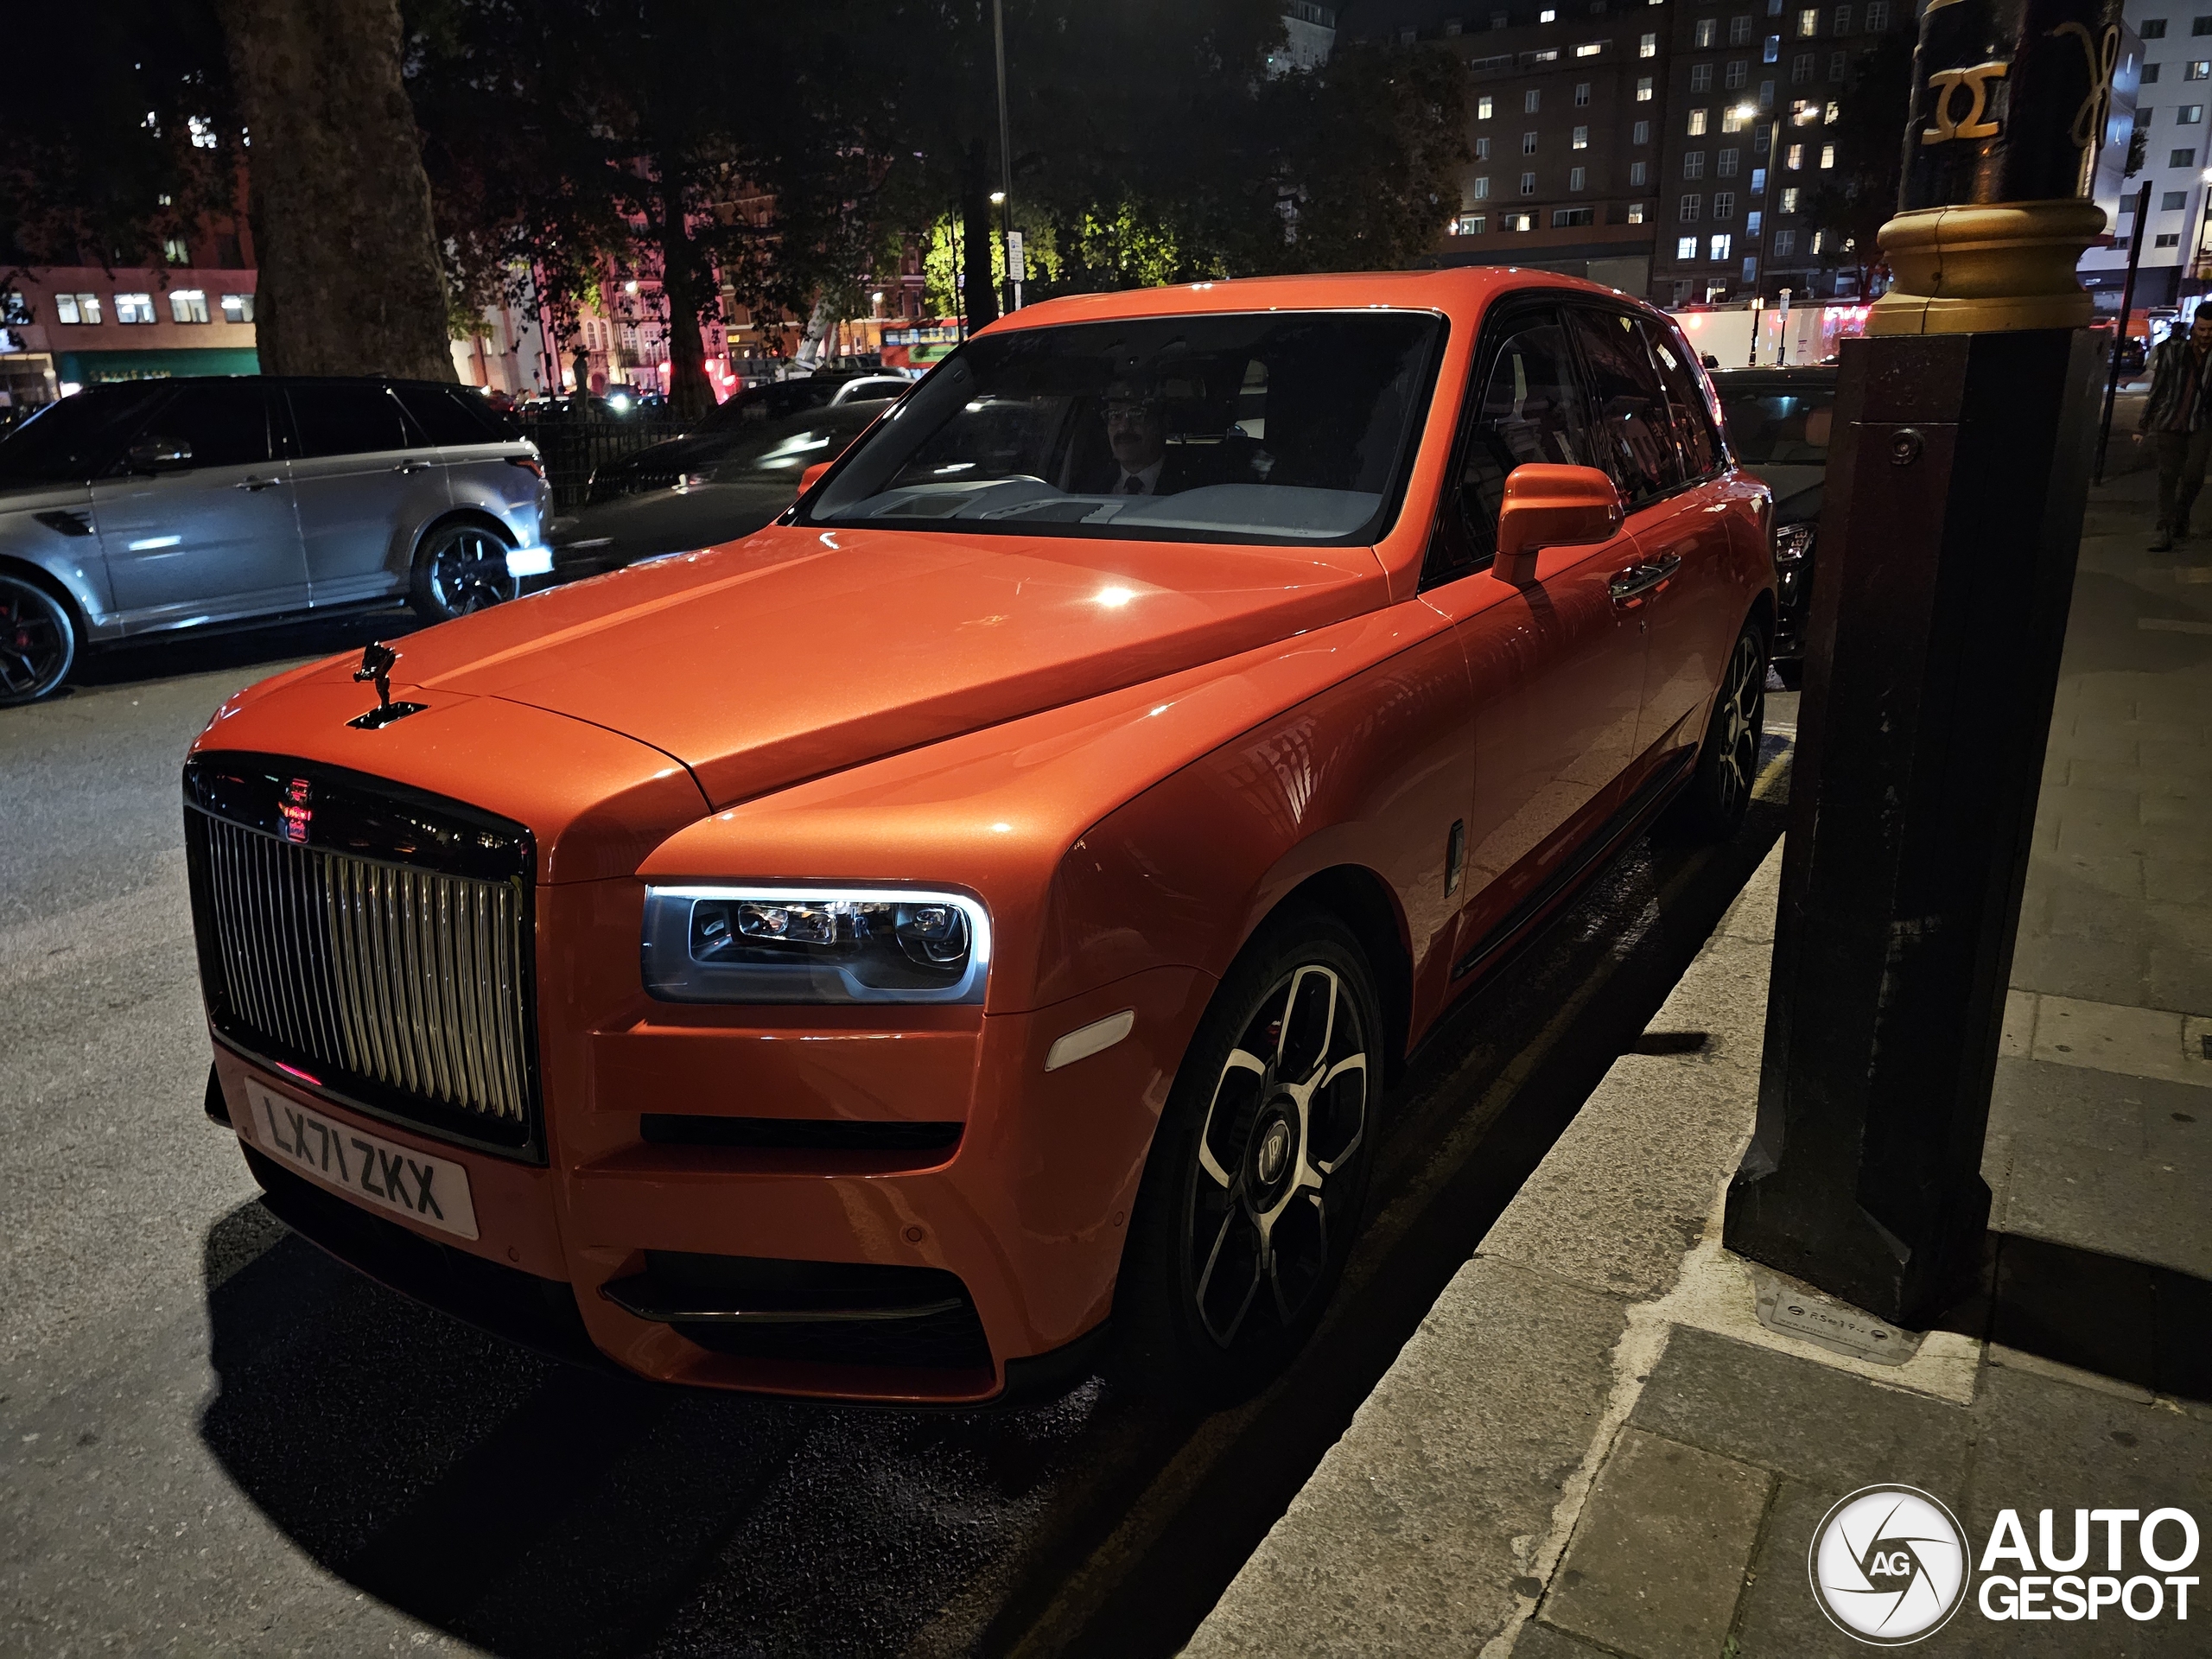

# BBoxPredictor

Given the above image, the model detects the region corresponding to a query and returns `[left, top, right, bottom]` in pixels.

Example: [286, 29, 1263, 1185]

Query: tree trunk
[961, 141, 998, 331]
[658, 170, 715, 417]
[213, 0, 454, 378]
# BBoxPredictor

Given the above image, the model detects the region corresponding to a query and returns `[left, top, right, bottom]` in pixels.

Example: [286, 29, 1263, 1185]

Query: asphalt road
[0, 613, 1796, 1657]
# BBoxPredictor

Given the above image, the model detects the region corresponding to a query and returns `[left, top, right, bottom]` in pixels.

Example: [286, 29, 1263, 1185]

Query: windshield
[0, 385, 168, 486]
[707, 404, 884, 480]
[804, 310, 1445, 544]
[1717, 384, 1835, 466]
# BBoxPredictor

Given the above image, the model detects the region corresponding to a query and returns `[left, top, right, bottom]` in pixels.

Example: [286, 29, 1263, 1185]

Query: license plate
[236, 1081, 480, 1241]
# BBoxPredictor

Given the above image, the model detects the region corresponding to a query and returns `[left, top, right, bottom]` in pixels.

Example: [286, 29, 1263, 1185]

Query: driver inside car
[1090, 382, 1198, 497]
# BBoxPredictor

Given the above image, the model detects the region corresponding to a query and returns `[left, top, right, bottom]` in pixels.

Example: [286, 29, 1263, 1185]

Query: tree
[0, 5, 245, 275]
[210, 0, 454, 378]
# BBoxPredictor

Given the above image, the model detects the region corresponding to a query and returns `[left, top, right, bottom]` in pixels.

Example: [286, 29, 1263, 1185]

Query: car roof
[984, 266, 1664, 335]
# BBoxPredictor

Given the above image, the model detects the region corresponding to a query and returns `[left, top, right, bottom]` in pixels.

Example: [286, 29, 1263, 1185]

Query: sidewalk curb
[1185, 834, 1986, 1657]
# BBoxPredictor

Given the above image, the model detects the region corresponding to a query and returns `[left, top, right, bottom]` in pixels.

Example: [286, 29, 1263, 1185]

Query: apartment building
[1647, 0, 1914, 306]
[1344, 0, 1674, 294]
[2083, 5, 2204, 312]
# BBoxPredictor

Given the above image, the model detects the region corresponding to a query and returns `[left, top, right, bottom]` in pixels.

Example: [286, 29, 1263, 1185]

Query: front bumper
[208, 958, 1211, 1405]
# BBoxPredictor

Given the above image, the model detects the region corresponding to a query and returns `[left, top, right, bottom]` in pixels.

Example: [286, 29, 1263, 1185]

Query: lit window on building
[1454, 213, 1488, 234]
[1781, 185, 1801, 210]
[114, 293, 156, 324]
[1820, 143, 1836, 167]
[1479, 94, 1495, 118]
[1711, 232, 1733, 259]
[1797, 7, 1818, 36]
[1637, 76, 1655, 99]
[1503, 212, 1535, 230]
[168, 289, 209, 323]
[1689, 108, 1710, 134]
[1640, 32, 1657, 56]
[1696, 18, 1718, 47]
[221, 293, 254, 322]
[1678, 234, 1700, 258]
[1764, 34, 1781, 60]
[1576, 41, 1602, 56]
[54, 293, 102, 325]
[1573, 125, 1590, 148]
[1629, 202, 1648, 222]
[1787, 142, 1805, 168]
[162, 237, 191, 265]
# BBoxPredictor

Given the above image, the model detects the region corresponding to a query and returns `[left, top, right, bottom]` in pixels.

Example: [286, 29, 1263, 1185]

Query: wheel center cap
[1255, 1118, 1292, 1185]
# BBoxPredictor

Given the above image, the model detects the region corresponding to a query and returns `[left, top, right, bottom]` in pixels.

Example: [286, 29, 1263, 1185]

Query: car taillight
[506, 454, 545, 479]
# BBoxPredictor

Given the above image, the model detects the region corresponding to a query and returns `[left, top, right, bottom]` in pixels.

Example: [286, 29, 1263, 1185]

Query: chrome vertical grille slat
[186, 807, 537, 1152]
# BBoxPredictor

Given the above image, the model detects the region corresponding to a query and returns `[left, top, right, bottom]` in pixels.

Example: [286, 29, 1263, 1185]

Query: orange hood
[385, 524, 1390, 810]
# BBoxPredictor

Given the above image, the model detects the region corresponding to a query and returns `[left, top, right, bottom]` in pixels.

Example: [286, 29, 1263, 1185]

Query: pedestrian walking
[2137, 308, 2212, 550]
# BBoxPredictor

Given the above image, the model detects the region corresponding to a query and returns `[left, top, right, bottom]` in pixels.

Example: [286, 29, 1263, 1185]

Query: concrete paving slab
[2028, 995, 2209, 1087]
[1986, 1055, 2149, 1156]
[1627, 1327, 1974, 1497]
[1537, 1427, 1769, 1659]
[1507, 1619, 1613, 1656]
[1999, 1142, 2212, 1279]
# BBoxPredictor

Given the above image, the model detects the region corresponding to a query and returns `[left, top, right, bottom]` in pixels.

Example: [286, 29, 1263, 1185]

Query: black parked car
[547, 399, 890, 580]
[1709, 365, 1836, 689]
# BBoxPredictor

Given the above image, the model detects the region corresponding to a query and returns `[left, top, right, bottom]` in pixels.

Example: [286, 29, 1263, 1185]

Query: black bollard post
[1721, 0, 2121, 1326]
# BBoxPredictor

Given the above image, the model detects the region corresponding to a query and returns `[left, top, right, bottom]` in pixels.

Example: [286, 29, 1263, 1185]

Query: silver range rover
[0, 376, 552, 705]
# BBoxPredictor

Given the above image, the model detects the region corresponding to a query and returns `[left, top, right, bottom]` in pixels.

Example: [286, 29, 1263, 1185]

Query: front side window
[1433, 308, 1595, 577]
[1567, 308, 1683, 503]
[806, 311, 1446, 548]
[1714, 383, 1834, 465]
[124, 381, 274, 471]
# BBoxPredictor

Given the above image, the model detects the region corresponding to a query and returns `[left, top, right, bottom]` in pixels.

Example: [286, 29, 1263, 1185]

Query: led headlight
[1772, 522, 1815, 568]
[641, 886, 991, 1004]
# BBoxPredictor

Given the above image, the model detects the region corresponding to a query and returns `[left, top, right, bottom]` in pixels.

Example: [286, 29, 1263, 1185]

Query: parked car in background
[185, 270, 1773, 1408]
[547, 400, 886, 580]
[1708, 365, 1836, 688]
[0, 376, 550, 705]
[569, 368, 906, 514]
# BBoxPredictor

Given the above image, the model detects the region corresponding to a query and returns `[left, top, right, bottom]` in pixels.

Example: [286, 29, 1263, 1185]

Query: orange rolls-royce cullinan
[186, 270, 1773, 1405]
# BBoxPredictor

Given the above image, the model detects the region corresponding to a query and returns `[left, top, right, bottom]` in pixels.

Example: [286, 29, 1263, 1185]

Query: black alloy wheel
[1117, 909, 1379, 1403]
[1665, 620, 1766, 842]
[410, 522, 518, 623]
[0, 575, 79, 706]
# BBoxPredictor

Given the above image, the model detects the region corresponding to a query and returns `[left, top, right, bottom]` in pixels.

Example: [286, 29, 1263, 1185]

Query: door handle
[1608, 551, 1682, 608]
[234, 475, 277, 492]
[392, 459, 430, 474]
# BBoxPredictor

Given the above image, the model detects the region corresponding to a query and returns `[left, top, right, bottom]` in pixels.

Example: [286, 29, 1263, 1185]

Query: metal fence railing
[518, 414, 683, 514]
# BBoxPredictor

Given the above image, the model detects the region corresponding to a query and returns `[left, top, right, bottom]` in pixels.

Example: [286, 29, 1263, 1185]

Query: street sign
[1006, 231, 1027, 283]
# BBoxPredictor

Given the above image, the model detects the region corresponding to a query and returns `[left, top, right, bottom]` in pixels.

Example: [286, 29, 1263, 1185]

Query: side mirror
[1495, 463, 1623, 583]
[798, 459, 834, 498]
[127, 435, 194, 473]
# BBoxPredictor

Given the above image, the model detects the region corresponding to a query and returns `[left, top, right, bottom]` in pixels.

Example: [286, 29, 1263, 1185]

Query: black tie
[1122, 475, 1145, 495]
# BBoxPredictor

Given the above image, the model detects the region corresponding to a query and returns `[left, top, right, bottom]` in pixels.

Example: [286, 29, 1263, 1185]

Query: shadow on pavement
[193, 736, 1795, 1658]
[1973, 1231, 2212, 1402]
[60, 609, 425, 696]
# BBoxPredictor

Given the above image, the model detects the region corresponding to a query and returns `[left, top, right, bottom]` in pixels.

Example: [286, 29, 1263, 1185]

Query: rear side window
[287, 383, 410, 458]
[1437, 307, 1597, 577]
[392, 384, 514, 445]
[1566, 308, 1683, 505]
[1641, 321, 1724, 480]
[130, 380, 273, 470]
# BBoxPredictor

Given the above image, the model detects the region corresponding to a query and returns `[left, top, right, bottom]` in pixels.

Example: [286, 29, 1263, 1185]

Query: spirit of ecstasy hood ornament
[347, 641, 427, 730]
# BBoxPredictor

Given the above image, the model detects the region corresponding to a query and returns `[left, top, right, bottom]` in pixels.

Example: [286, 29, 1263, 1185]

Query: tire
[1663, 620, 1766, 842]
[1771, 657, 1805, 691]
[0, 573, 79, 707]
[1116, 907, 1381, 1405]
[409, 520, 518, 623]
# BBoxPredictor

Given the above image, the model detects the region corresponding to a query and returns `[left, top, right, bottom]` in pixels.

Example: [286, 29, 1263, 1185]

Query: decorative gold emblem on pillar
[1870, 0, 2123, 335]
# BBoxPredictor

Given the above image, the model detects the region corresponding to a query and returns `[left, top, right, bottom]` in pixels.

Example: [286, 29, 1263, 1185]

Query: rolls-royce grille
[184, 753, 542, 1159]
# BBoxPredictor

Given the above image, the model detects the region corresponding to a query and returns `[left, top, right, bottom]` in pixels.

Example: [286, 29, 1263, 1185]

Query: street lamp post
[1720, 0, 2114, 1326]
[992, 0, 1016, 315]
[1737, 103, 1784, 359]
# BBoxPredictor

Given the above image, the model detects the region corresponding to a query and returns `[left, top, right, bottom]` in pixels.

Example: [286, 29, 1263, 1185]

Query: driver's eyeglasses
[1104, 400, 1160, 419]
